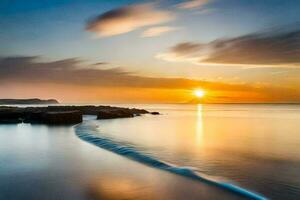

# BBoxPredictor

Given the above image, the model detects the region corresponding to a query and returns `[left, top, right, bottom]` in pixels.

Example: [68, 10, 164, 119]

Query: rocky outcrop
[22, 110, 82, 125]
[0, 105, 152, 125]
[150, 112, 160, 115]
[23, 111, 44, 124]
[0, 109, 23, 124]
[97, 110, 134, 119]
[42, 111, 82, 125]
[0, 98, 59, 105]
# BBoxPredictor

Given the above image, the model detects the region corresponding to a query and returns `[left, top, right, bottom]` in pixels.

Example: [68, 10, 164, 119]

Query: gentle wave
[75, 122, 267, 200]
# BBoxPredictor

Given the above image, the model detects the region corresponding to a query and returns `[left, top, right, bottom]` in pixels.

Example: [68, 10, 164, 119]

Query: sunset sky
[1, 0, 300, 103]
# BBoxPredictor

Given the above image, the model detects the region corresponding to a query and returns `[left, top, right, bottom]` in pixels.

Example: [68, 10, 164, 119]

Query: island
[0, 105, 158, 125]
[0, 98, 59, 105]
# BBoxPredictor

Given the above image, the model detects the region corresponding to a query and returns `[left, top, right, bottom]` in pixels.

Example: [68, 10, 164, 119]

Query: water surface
[94, 104, 300, 199]
[0, 118, 245, 200]
[1, 104, 299, 199]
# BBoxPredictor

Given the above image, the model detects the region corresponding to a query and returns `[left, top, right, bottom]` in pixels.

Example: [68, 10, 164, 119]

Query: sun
[194, 89, 205, 98]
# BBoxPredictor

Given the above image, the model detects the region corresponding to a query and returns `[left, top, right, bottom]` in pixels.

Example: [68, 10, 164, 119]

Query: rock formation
[0, 105, 151, 125]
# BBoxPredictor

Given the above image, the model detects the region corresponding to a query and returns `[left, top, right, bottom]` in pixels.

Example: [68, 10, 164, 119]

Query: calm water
[94, 104, 300, 200]
[0, 114, 246, 200]
[0, 104, 300, 200]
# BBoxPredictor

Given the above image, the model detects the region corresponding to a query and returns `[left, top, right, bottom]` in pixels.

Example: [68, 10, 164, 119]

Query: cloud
[0, 56, 245, 91]
[156, 42, 207, 63]
[1, 56, 300, 103]
[177, 0, 209, 9]
[170, 42, 202, 55]
[141, 26, 178, 37]
[93, 62, 108, 65]
[86, 3, 175, 37]
[157, 27, 300, 66]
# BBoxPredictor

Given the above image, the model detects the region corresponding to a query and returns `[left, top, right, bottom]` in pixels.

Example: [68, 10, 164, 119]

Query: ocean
[1, 104, 300, 199]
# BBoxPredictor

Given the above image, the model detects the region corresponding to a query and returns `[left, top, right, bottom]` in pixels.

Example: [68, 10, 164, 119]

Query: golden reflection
[195, 104, 204, 146]
[88, 177, 152, 200]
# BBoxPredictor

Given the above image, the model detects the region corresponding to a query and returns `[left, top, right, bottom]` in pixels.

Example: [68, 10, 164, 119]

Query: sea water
[0, 109, 246, 200]
[89, 104, 300, 200]
[0, 104, 300, 199]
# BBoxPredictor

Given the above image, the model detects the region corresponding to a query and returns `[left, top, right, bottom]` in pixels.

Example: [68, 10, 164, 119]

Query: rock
[0, 109, 23, 124]
[150, 112, 160, 115]
[24, 110, 83, 125]
[23, 111, 44, 124]
[128, 108, 148, 114]
[97, 110, 134, 119]
[0, 118, 22, 124]
[0, 105, 155, 125]
[42, 111, 82, 125]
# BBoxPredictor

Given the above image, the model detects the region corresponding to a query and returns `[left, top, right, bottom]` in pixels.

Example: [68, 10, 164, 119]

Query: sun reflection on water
[196, 104, 204, 146]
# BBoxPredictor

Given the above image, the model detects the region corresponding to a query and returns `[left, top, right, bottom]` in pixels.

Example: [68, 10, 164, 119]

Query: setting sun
[194, 90, 205, 98]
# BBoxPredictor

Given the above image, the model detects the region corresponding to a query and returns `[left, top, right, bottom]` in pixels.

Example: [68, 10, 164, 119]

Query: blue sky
[2, 0, 299, 62]
[0, 0, 299, 102]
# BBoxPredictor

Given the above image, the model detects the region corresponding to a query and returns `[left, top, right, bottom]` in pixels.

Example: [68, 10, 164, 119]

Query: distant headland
[0, 98, 59, 105]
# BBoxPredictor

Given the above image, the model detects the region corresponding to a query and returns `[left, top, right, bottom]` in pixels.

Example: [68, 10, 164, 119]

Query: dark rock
[0, 105, 155, 125]
[97, 110, 134, 119]
[150, 112, 160, 115]
[0, 109, 23, 124]
[0, 118, 22, 124]
[42, 111, 82, 125]
[129, 108, 148, 114]
[23, 111, 44, 124]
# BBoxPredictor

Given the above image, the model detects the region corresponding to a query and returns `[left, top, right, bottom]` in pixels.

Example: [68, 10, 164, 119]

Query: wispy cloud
[156, 42, 207, 63]
[157, 26, 300, 67]
[86, 3, 175, 37]
[141, 26, 178, 37]
[0, 56, 247, 90]
[177, 0, 209, 10]
[1, 56, 300, 103]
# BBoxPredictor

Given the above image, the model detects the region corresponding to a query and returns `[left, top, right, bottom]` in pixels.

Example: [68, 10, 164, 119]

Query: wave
[75, 122, 267, 200]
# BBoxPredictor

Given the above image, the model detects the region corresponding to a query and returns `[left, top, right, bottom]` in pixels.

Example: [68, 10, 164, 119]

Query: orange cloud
[86, 3, 175, 37]
[141, 26, 178, 37]
[1, 56, 300, 103]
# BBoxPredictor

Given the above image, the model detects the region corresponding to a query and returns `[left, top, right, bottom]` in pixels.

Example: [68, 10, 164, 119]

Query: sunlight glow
[194, 90, 205, 98]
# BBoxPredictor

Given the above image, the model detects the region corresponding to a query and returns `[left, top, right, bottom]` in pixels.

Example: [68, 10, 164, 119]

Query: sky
[0, 0, 300, 103]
